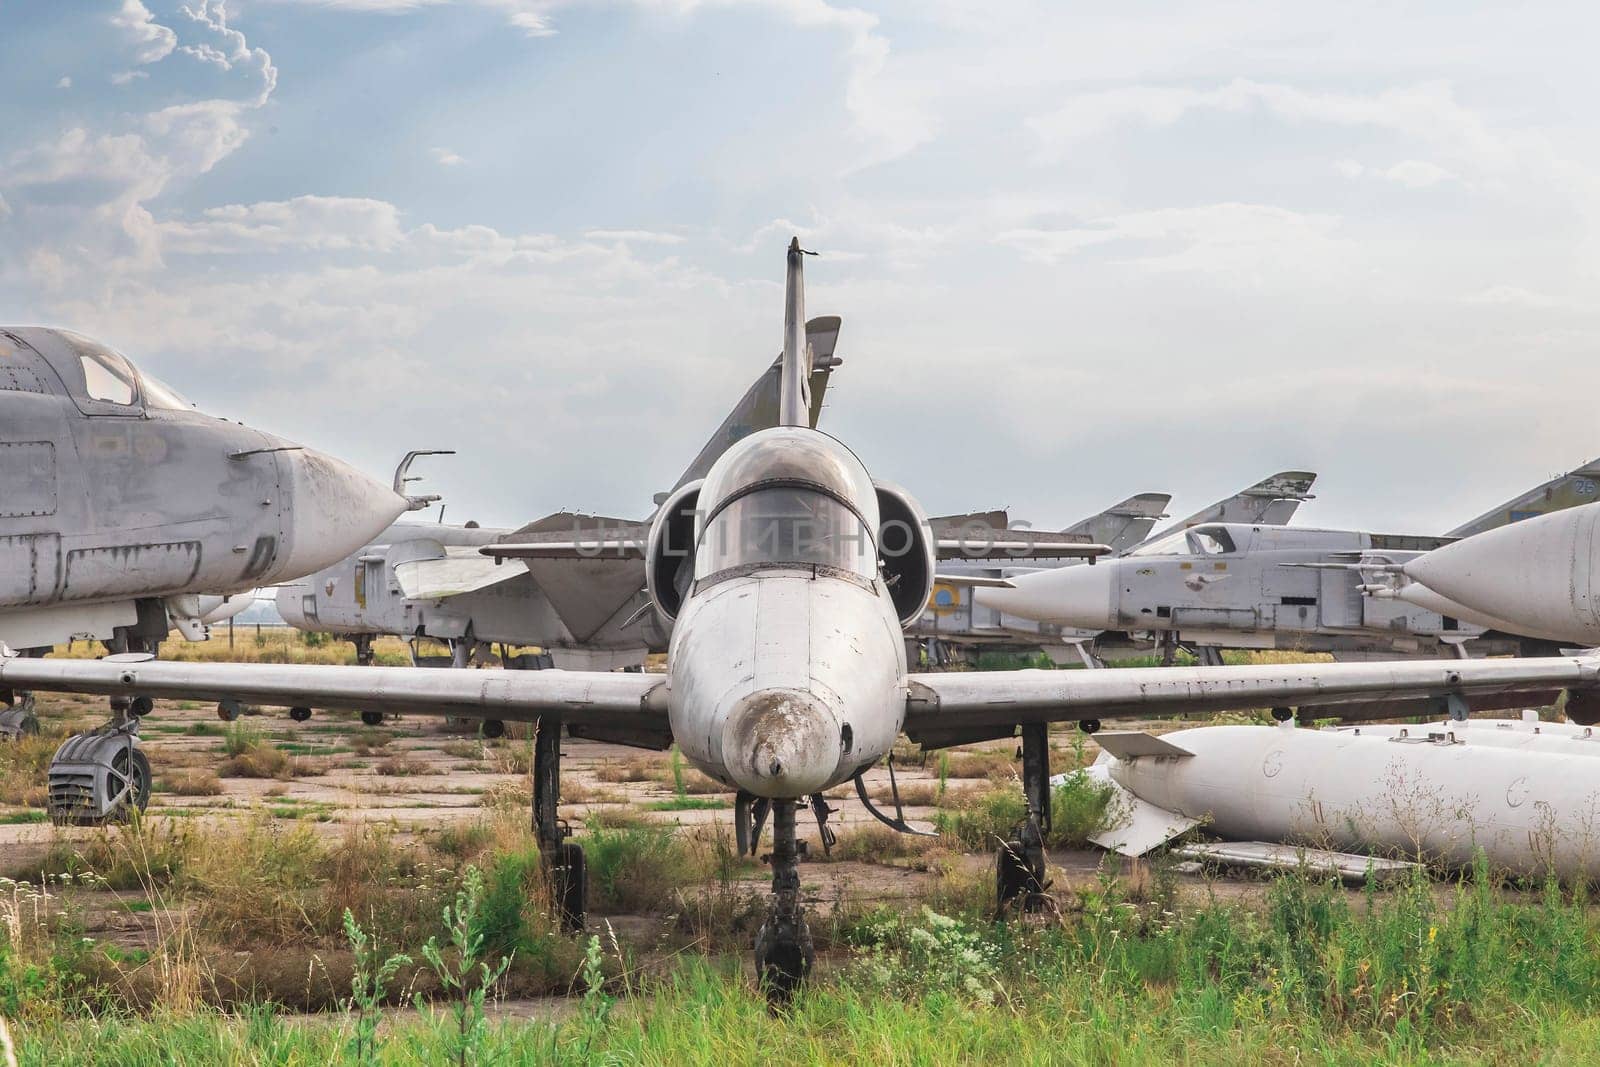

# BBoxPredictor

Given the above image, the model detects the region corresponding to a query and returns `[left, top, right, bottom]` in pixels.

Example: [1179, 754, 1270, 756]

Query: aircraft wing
[393, 550, 529, 599]
[903, 654, 1599, 748]
[482, 541, 646, 561]
[0, 656, 671, 747]
[935, 538, 1110, 561]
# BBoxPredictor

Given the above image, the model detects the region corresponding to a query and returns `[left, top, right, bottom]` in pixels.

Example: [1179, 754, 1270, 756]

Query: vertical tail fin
[1135, 471, 1317, 549]
[1446, 458, 1600, 537]
[780, 237, 812, 428]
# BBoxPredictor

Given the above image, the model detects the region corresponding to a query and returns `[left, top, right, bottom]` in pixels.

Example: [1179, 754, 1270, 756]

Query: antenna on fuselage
[779, 237, 816, 428]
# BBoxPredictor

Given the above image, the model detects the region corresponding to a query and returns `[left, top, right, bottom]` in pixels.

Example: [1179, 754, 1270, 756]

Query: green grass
[15, 867, 1600, 1065]
[643, 797, 730, 812]
[0, 810, 47, 825]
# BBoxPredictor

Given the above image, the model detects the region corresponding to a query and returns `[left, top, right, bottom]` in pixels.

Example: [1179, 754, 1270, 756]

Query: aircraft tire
[556, 842, 587, 932]
[112, 746, 152, 818]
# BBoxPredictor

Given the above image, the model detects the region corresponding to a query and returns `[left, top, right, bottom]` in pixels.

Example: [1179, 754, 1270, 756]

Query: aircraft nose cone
[721, 688, 839, 798]
[1404, 504, 1600, 643]
[974, 561, 1117, 629]
[274, 449, 409, 580]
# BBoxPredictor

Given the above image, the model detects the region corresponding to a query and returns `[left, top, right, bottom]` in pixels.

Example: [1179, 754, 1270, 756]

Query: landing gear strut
[754, 799, 814, 1003]
[996, 722, 1051, 917]
[351, 634, 376, 666]
[534, 717, 586, 931]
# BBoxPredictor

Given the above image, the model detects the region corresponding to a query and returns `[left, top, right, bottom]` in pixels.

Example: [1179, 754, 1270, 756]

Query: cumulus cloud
[584, 229, 684, 244]
[157, 196, 408, 253]
[111, 70, 149, 85]
[430, 147, 464, 166]
[0, 3, 278, 276]
[1464, 285, 1559, 308]
[179, 1, 278, 105]
[996, 203, 1343, 277]
[56, 76, 72, 89]
[110, 0, 178, 65]
[1337, 158, 1456, 188]
[274, 0, 925, 161]
[1029, 79, 1509, 172]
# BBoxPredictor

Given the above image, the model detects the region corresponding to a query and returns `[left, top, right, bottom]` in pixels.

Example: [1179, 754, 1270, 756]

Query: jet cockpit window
[141, 374, 195, 410]
[697, 486, 876, 579]
[1128, 529, 1189, 557]
[59, 334, 140, 408]
[1189, 528, 1236, 555]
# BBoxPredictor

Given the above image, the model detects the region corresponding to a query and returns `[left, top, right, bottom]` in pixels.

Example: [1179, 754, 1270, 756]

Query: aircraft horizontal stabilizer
[1067, 764, 1200, 857]
[931, 574, 1015, 589]
[393, 550, 527, 600]
[1092, 731, 1195, 760]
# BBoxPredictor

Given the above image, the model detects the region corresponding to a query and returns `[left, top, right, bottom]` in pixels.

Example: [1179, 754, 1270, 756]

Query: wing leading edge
[905, 654, 1600, 748]
[0, 657, 671, 747]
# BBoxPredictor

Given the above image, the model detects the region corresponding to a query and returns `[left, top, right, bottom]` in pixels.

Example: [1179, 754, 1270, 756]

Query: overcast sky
[3, 1, 1598, 534]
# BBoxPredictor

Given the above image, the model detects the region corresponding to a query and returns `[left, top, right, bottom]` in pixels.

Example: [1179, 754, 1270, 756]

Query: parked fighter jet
[0, 327, 411, 743]
[274, 320, 848, 673]
[976, 462, 1600, 664]
[912, 474, 1319, 665]
[7, 244, 1597, 999]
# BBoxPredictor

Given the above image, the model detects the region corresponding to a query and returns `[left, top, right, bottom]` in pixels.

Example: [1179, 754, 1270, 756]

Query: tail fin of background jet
[1446, 458, 1600, 537]
[779, 236, 813, 428]
[1061, 493, 1172, 554]
[1139, 471, 1317, 547]
[668, 314, 841, 492]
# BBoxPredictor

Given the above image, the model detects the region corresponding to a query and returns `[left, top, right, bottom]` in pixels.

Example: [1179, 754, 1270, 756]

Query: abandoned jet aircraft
[975, 461, 1600, 664]
[0, 327, 412, 738]
[6, 244, 1598, 999]
[911, 473, 1321, 666]
[274, 320, 848, 673]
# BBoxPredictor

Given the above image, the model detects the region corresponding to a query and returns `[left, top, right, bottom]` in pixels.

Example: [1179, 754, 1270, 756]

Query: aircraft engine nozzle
[721, 687, 839, 798]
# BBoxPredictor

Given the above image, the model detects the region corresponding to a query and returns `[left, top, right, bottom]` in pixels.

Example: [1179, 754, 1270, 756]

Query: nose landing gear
[755, 799, 814, 1004]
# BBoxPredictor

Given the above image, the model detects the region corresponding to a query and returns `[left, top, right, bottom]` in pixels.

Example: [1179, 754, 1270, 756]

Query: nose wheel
[755, 799, 814, 1004]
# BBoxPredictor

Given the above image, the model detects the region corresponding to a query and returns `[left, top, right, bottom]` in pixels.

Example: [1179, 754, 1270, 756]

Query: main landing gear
[47, 691, 153, 825]
[47, 637, 162, 825]
[996, 722, 1053, 917]
[0, 691, 40, 741]
[1, 648, 47, 741]
[534, 717, 587, 932]
[736, 794, 815, 1003]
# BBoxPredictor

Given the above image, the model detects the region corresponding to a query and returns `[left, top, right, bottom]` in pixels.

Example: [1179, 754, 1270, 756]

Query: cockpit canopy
[693, 427, 880, 580]
[1129, 524, 1237, 558]
[1, 328, 195, 415]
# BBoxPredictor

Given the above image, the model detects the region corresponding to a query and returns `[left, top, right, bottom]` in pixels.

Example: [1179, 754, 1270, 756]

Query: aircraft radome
[5, 245, 1598, 1001]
